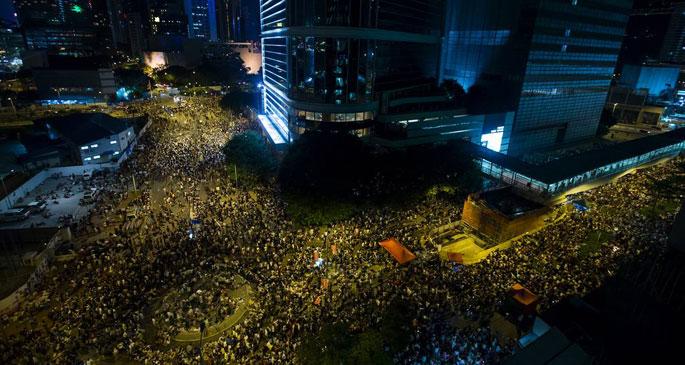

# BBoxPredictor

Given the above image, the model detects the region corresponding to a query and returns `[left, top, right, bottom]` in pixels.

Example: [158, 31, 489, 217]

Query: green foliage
[298, 323, 392, 365]
[279, 132, 371, 197]
[220, 90, 259, 112]
[298, 322, 353, 365]
[279, 131, 481, 201]
[222, 131, 276, 180]
[153, 56, 247, 88]
[278, 131, 481, 225]
[114, 67, 152, 90]
[639, 199, 681, 219]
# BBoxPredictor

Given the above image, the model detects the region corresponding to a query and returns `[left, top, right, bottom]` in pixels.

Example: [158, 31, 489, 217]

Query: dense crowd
[0, 95, 682, 364]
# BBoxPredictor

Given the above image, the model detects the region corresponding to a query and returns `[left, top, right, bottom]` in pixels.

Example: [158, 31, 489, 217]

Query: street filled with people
[0, 96, 683, 364]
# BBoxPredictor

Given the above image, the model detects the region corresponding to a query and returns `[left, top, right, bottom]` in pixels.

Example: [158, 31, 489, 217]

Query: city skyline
[0, 1, 684, 364]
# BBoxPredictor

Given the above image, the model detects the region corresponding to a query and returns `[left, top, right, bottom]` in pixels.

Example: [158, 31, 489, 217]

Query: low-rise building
[40, 113, 135, 165]
[476, 128, 685, 199]
[29, 56, 116, 104]
[462, 187, 548, 242]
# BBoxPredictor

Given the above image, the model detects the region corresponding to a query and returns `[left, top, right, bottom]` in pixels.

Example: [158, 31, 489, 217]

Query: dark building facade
[440, 0, 632, 156]
[14, 0, 112, 57]
[229, 0, 259, 41]
[184, 0, 217, 40]
[260, 0, 446, 140]
[660, 3, 685, 64]
[147, 0, 188, 37]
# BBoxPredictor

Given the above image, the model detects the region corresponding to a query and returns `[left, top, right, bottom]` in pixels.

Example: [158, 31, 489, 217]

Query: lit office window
[81, 146, 88, 150]
[93, 155, 100, 159]
[110, 140, 117, 144]
[90, 144, 98, 148]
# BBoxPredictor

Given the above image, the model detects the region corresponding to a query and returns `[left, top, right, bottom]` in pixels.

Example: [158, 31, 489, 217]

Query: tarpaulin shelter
[379, 238, 416, 265]
[511, 283, 539, 312]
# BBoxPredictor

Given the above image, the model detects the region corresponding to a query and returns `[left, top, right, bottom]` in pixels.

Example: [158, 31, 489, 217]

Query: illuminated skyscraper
[229, 0, 258, 41]
[14, 0, 111, 56]
[184, 0, 217, 40]
[440, 0, 632, 155]
[259, 0, 446, 142]
[661, 3, 685, 64]
[147, 0, 187, 37]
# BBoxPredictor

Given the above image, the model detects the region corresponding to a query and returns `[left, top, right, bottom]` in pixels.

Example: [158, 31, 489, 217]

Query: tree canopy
[220, 90, 259, 112]
[223, 131, 276, 180]
[279, 131, 481, 201]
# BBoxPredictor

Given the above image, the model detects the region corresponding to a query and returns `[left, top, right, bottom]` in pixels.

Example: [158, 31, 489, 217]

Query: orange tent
[511, 283, 539, 307]
[379, 238, 416, 265]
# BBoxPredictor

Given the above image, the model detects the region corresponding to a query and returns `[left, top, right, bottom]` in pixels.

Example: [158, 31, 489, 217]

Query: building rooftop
[477, 187, 546, 218]
[476, 128, 685, 185]
[39, 113, 131, 146]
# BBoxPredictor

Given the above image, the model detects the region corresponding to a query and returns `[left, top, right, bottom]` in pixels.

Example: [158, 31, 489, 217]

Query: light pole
[6, 98, 16, 114]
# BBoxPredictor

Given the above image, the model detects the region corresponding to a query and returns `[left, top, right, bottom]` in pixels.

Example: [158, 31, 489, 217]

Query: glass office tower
[260, 0, 444, 142]
[185, 0, 218, 40]
[661, 3, 685, 64]
[441, 0, 632, 156]
[14, 0, 111, 57]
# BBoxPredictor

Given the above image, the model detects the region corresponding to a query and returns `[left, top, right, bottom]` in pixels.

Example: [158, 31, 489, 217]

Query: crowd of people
[0, 95, 682, 364]
[153, 271, 238, 337]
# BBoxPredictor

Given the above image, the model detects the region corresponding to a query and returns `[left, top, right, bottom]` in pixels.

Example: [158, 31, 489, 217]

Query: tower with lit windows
[440, 0, 633, 155]
[259, 0, 447, 144]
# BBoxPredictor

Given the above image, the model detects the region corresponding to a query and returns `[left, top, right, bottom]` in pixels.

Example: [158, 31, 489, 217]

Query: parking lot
[0, 173, 100, 229]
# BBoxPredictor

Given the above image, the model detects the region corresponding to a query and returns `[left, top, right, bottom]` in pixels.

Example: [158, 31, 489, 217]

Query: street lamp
[6, 98, 16, 114]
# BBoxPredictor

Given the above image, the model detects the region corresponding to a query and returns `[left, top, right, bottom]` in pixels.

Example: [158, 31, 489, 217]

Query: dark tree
[223, 131, 276, 180]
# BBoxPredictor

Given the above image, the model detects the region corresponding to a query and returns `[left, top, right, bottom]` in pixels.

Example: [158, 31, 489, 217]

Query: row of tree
[223, 129, 481, 224]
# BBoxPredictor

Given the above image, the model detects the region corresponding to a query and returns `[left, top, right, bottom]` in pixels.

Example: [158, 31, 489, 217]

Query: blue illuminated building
[440, 0, 632, 156]
[661, 2, 685, 64]
[259, 0, 485, 147]
[619, 64, 679, 103]
[185, 0, 217, 40]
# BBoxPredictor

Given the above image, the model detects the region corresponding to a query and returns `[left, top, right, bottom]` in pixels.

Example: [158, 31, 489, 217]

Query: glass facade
[511, 0, 631, 155]
[478, 131, 685, 196]
[660, 3, 685, 64]
[148, 0, 188, 37]
[260, 0, 444, 139]
[14, 0, 110, 56]
[440, 0, 632, 156]
[185, 0, 218, 40]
